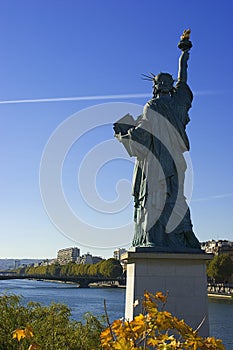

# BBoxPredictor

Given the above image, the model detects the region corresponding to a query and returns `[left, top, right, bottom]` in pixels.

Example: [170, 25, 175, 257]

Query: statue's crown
[142, 72, 174, 85]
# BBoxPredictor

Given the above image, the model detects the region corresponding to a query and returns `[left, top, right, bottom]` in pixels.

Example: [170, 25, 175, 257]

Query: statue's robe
[121, 81, 200, 249]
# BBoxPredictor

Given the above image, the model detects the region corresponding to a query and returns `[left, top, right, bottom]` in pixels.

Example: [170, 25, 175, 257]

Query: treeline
[17, 258, 123, 279]
[16, 252, 233, 284]
[207, 253, 233, 283]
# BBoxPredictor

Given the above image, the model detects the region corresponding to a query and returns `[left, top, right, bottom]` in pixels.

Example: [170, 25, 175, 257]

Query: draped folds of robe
[121, 81, 201, 249]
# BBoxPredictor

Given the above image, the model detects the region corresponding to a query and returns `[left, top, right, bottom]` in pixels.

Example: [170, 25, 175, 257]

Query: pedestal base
[122, 250, 212, 337]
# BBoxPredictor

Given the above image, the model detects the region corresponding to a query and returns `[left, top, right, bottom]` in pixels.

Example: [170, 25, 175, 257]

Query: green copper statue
[114, 30, 201, 251]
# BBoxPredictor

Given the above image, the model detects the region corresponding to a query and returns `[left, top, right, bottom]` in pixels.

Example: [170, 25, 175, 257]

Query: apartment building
[57, 247, 80, 265]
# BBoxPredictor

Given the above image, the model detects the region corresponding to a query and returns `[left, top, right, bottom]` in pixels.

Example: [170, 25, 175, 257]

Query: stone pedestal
[122, 250, 212, 337]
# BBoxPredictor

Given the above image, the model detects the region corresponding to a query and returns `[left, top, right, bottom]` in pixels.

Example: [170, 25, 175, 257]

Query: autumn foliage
[101, 291, 225, 350]
[0, 291, 226, 349]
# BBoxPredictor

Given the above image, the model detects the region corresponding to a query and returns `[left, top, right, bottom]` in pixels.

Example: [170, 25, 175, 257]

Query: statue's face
[153, 73, 174, 95]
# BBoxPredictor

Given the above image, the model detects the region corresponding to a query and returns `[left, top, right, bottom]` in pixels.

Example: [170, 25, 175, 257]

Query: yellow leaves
[144, 291, 167, 304]
[186, 336, 225, 350]
[184, 335, 205, 350]
[100, 291, 226, 350]
[147, 333, 175, 347]
[155, 291, 168, 304]
[155, 311, 173, 331]
[100, 316, 143, 348]
[204, 337, 226, 350]
[12, 328, 27, 342]
[172, 317, 193, 336]
[111, 319, 124, 336]
[112, 338, 136, 350]
[143, 291, 167, 316]
[25, 326, 34, 339]
[12, 326, 34, 342]
[12, 326, 38, 350]
[133, 314, 146, 334]
[183, 328, 225, 349]
[100, 327, 114, 346]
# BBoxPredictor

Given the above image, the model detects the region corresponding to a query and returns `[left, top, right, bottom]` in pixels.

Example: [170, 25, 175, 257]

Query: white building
[113, 248, 127, 261]
[201, 240, 233, 256]
[76, 253, 103, 265]
[57, 247, 80, 265]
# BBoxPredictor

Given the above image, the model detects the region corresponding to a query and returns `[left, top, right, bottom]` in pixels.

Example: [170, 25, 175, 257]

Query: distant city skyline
[1, 1, 233, 259]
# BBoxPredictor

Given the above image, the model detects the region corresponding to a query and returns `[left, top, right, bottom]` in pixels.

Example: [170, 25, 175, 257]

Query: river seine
[0, 279, 232, 349]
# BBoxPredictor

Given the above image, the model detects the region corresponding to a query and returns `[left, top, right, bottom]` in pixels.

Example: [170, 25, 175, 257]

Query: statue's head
[142, 72, 175, 97]
[152, 73, 174, 96]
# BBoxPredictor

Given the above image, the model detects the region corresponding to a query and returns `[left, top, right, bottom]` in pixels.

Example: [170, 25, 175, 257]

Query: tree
[47, 262, 61, 277]
[99, 259, 123, 278]
[23, 258, 123, 280]
[207, 253, 233, 283]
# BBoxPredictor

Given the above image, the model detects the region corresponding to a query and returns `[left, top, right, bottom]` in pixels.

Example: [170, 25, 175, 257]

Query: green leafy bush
[0, 294, 104, 350]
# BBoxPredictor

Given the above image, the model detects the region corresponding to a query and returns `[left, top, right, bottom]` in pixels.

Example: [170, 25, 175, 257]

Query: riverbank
[208, 293, 233, 300]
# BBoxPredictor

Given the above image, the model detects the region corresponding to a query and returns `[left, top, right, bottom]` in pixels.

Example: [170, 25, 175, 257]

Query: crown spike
[141, 73, 154, 81]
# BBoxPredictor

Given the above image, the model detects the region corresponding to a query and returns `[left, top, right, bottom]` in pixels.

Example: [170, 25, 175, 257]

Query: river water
[0, 279, 232, 349]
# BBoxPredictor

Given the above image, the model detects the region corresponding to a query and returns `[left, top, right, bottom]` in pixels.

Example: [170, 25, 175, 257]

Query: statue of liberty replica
[114, 29, 201, 252]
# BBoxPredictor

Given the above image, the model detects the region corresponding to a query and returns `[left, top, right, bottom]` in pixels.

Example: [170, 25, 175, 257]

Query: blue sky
[0, 0, 233, 259]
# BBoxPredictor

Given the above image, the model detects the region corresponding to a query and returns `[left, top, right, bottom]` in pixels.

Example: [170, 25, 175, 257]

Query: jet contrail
[192, 193, 233, 202]
[0, 93, 150, 105]
[0, 90, 222, 105]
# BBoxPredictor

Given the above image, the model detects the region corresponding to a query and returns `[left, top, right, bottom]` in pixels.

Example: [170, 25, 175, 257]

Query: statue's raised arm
[177, 29, 192, 83]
